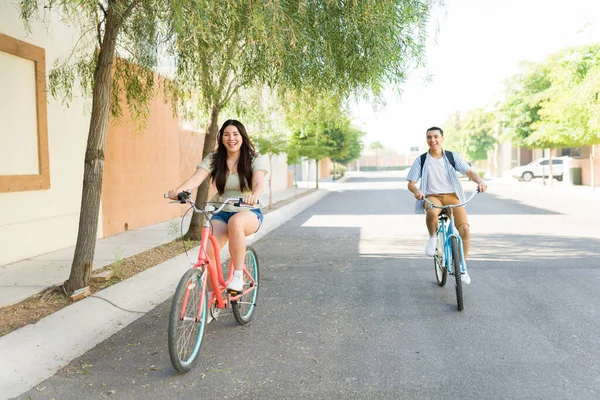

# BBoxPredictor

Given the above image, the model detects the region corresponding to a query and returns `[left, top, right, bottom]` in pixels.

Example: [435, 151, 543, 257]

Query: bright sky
[351, 0, 600, 153]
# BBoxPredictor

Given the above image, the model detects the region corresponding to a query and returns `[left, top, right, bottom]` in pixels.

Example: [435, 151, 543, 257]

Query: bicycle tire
[232, 247, 259, 325]
[434, 231, 447, 287]
[168, 268, 208, 373]
[450, 236, 463, 311]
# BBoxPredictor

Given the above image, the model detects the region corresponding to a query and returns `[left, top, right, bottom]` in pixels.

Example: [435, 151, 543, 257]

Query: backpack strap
[419, 152, 427, 175]
[420, 150, 456, 175]
[445, 150, 456, 170]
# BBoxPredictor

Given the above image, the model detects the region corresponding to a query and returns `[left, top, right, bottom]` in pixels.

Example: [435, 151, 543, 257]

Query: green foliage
[328, 125, 365, 165]
[20, 0, 176, 123]
[370, 141, 384, 150]
[499, 45, 600, 149]
[533, 45, 600, 147]
[499, 61, 552, 147]
[444, 109, 497, 161]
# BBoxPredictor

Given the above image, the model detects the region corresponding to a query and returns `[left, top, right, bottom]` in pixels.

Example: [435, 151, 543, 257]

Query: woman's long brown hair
[210, 119, 258, 195]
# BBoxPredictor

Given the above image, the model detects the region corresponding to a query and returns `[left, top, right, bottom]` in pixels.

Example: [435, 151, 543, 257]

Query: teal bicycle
[424, 191, 478, 311]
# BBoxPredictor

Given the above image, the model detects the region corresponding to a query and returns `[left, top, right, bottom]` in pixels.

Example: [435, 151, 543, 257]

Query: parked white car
[511, 157, 567, 182]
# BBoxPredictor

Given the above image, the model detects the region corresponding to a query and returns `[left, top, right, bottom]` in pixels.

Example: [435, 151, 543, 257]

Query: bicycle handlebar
[423, 190, 479, 210]
[163, 191, 259, 214]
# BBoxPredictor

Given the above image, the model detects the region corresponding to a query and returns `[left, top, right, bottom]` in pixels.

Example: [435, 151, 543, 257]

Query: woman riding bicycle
[167, 119, 268, 292]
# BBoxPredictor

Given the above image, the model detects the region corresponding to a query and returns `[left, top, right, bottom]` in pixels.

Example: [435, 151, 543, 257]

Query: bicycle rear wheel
[450, 236, 463, 311]
[168, 268, 208, 373]
[434, 231, 447, 287]
[232, 247, 259, 325]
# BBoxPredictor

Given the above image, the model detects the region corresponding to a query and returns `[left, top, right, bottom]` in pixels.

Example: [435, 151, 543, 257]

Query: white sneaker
[461, 271, 471, 285]
[425, 236, 437, 257]
[227, 273, 244, 292]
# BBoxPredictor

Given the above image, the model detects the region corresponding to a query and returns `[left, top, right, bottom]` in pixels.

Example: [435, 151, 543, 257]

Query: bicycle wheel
[232, 247, 260, 325]
[450, 236, 463, 311]
[434, 231, 447, 287]
[168, 268, 208, 373]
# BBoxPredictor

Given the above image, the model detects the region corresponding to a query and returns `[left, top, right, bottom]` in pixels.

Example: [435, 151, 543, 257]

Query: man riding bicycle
[406, 126, 487, 284]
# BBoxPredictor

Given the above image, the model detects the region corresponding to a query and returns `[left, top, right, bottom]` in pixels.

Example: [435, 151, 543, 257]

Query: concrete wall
[571, 144, 600, 187]
[0, 5, 93, 265]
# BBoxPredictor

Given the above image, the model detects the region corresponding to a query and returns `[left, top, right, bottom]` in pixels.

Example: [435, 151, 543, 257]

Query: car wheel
[522, 171, 534, 182]
[556, 175, 563, 182]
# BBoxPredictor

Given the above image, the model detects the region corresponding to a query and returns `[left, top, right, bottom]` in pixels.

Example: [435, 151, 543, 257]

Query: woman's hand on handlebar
[167, 189, 188, 200]
[413, 190, 425, 201]
[242, 194, 260, 206]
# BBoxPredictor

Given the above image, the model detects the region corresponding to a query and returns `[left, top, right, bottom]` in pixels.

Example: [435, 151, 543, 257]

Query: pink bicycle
[165, 191, 259, 373]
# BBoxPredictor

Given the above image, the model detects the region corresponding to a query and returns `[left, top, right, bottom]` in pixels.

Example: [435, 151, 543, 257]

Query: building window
[0, 34, 50, 193]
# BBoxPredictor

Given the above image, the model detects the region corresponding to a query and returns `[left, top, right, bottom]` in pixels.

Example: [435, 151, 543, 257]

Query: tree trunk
[269, 155, 273, 208]
[64, 8, 122, 294]
[592, 145, 596, 192]
[549, 150, 553, 188]
[315, 159, 319, 189]
[184, 105, 220, 240]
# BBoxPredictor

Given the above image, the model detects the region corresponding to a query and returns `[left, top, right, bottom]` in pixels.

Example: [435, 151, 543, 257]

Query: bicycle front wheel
[434, 231, 447, 287]
[232, 247, 260, 325]
[450, 236, 463, 311]
[168, 268, 208, 373]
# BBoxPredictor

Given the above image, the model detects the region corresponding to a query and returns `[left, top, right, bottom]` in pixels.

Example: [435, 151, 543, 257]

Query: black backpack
[420, 150, 456, 175]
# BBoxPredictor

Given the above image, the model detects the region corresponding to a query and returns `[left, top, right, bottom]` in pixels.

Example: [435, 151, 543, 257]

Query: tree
[370, 141, 384, 168]
[327, 124, 365, 178]
[21, 0, 434, 290]
[448, 109, 497, 162]
[176, 0, 434, 239]
[534, 45, 600, 190]
[500, 61, 553, 147]
[499, 58, 559, 185]
[19, 0, 181, 293]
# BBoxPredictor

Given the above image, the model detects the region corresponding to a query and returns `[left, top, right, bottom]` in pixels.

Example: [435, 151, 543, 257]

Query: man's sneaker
[425, 236, 437, 257]
[461, 271, 471, 285]
[227, 273, 244, 292]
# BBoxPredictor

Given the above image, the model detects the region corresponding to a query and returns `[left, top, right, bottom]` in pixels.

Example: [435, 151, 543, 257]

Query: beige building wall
[0, 5, 93, 265]
[267, 154, 289, 192]
[571, 144, 600, 187]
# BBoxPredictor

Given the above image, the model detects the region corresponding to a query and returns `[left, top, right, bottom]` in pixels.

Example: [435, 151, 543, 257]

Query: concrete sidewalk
[0, 178, 348, 400]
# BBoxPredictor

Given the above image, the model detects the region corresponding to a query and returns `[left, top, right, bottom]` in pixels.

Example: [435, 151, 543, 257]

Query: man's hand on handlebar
[476, 181, 487, 193]
[413, 190, 425, 201]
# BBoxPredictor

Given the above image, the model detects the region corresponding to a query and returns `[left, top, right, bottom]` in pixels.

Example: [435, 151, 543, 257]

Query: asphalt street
[16, 173, 600, 399]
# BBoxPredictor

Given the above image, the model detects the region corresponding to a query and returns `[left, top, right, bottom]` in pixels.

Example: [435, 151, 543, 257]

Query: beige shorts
[424, 193, 469, 228]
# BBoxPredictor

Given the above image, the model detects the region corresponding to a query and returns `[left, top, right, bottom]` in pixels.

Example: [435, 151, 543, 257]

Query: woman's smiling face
[222, 125, 243, 154]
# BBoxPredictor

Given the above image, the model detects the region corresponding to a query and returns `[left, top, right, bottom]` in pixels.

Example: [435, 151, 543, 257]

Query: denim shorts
[211, 209, 264, 230]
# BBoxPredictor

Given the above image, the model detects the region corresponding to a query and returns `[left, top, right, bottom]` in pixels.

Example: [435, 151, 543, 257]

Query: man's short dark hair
[426, 126, 444, 136]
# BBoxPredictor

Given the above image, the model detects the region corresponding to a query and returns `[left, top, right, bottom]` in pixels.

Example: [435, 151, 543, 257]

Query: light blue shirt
[406, 150, 472, 214]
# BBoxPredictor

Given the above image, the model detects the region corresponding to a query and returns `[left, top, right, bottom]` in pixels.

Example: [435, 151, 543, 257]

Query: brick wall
[101, 86, 208, 236]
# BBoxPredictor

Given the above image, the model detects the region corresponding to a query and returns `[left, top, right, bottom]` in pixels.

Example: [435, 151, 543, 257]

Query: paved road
[17, 173, 600, 399]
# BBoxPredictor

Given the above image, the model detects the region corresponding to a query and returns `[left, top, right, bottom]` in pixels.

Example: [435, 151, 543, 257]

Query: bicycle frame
[436, 209, 466, 275]
[187, 203, 258, 313]
[427, 191, 478, 275]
